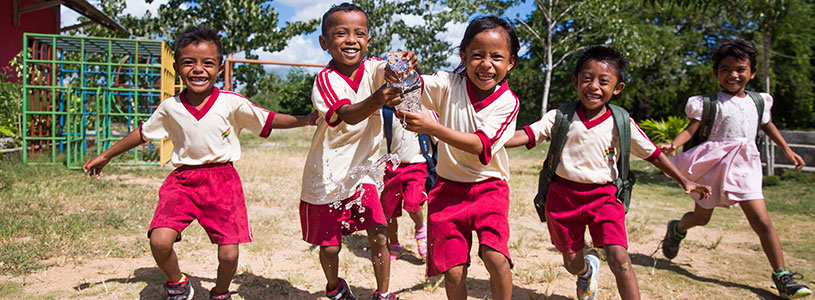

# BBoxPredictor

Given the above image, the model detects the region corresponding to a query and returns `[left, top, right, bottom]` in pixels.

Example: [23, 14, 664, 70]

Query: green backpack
[532, 102, 635, 223]
[683, 91, 765, 150]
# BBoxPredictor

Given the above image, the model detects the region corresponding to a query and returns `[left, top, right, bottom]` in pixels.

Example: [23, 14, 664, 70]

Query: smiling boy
[505, 45, 710, 300]
[299, 3, 412, 300]
[83, 25, 316, 300]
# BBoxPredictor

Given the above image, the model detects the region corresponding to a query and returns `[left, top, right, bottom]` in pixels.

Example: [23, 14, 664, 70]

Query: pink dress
[670, 92, 773, 209]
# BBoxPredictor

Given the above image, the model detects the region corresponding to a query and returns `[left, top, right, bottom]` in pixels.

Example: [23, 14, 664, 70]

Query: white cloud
[437, 21, 468, 67]
[288, 1, 345, 22]
[238, 35, 329, 76]
[124, 0, 165, 17]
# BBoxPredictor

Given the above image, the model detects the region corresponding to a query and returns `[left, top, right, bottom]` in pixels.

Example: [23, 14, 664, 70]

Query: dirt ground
[1, 129, 813, 299]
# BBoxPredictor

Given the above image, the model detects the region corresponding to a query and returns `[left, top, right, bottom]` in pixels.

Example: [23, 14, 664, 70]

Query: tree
[119, 0, 321, 91]
[355, 0, 518, 72]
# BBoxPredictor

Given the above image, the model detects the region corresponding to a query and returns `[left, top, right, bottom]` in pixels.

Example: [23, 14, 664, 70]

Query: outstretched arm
[272, 110, 319, 128]
[335, 85, 403, 125]
[660, 119, 701, 155]
[399, 109, 483, 155]
[650, 152, 711, 199]
[504, 130, 530, 148]
[83, 128, 145, 179]
[762, 121, 805, 170]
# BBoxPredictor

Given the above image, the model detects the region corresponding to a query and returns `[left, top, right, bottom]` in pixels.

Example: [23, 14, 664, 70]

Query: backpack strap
[609, 104, 634, 213]
[698, 94, 718, 142]
[745, 90, 765, 142]
[532, 102, 577, 222]
[544, 102, 578, 178]
[418, 133, 438, 191]
[382, 105, 395, 153]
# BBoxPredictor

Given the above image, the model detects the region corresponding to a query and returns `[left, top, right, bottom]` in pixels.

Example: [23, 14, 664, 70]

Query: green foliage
[780, 169, 812, 182]
[763, 175, 781, 186]
[638, 116, 689, 144]
[355, 0, 517, 72]
[0, 53, 23, 142]
[252, 67, 315, 115]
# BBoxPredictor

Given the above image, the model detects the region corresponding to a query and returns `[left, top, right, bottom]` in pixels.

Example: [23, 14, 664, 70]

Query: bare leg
[213, 244, 239, 294]
[443, 264, 468, 300]
[740, 199, 785, 270]
[480, 245, 512, 300]
[149, 227, 183, 283]
[386, 218, 399, 245]
[367, 224, 391, 293]
[320, 245, 341, 292]
[407, 206, 425, 230]
[676, 203, 714, 233]
[561, 249, 587, 276]
[605, 244, 640, 300]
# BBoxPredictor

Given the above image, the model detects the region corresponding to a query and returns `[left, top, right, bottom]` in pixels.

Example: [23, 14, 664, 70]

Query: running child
[660, 39, 811, 299]
[399, 16, 520, 300]
[380, 105, 434, 261]
[82, 25, 316, 300]
[504, 45, 711, 300]
[299, 3, 414, 300]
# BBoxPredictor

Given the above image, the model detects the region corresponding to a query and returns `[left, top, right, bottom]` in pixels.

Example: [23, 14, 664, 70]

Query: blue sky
[61, 0, 534, 74]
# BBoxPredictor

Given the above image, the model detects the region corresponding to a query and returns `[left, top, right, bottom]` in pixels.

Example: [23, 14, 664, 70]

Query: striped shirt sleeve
[474, 92, 520, 165]
[312, 69, 352, 127]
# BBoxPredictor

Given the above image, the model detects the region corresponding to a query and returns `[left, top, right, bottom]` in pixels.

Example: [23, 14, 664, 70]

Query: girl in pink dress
[660, 39, 810, 300]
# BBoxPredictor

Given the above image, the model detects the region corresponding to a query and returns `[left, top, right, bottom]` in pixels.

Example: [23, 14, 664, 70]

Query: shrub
[639, 116, 689, 144]
[763, 175, 781, 186]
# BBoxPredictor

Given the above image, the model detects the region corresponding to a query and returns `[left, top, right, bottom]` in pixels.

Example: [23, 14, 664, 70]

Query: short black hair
[454, 16, 520, 74]
[321, 3, 369, 36]
[712, 39, 758, 73]
[174, 25, 224, 63]
[573, 45, 628, 82]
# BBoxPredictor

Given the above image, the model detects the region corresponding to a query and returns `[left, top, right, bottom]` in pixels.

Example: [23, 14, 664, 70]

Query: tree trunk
[762, 30, 771, 93]
[541, 0, 553, 118]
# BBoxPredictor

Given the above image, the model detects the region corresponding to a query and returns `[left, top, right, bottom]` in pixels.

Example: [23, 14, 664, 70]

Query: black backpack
[382, 106, 438, 191]
[532, 102, 635, 223]
[683, 91, 765, 151]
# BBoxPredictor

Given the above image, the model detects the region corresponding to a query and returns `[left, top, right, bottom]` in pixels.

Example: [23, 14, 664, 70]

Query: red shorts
[380, 162, 428, 219]
[300, 184, 387, 246]
[148, 163, 253, 245]
[426, 177, 513, 277]
[545, 177, 627, 253]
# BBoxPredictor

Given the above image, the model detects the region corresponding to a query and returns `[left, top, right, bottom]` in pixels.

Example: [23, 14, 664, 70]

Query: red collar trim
[467, 79, 509, 113]
[327, 59, 367, 93]
[179, 87, 220, 121]
[576, 105, 611, 129]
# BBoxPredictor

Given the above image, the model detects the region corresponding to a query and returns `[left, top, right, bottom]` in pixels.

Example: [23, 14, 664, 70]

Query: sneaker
[388, 242, 402, 261]
[326, 278, 356, 300]
[662, 220, 685, 259]
[165, 276, 194, 300]
[773, 270, 813, 299]
[415, 224, 428, 259]
[576, 255, 599, 300]
[209, 288, 232, 300]
[371, 291, 398, 299]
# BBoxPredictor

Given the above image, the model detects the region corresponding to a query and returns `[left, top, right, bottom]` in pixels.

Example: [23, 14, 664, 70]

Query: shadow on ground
[630, 253, 778, 299]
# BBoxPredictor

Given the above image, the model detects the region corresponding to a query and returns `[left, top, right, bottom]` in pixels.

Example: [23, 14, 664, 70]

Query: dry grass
[0, 127, 813, 299]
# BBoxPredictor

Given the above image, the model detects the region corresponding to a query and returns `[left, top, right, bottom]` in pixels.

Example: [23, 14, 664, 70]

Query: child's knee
[320, 245, 341, 257]
[218, 247, 239, 264]
[149, 236, 174, 253]
[367, 225, 388, 246]
[444, 266, 467, 286]
[606, 252, 633, 275]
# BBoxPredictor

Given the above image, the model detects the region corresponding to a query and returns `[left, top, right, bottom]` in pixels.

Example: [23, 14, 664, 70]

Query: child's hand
[305, 110, 319, 126]
[684, 181, 711, 200]
[83, 155, 111, 180]
[376, 85, 403, 107]
[784, 150, 806, 170]
[402, 51, 418, 75]
[659, 143, 677, 156]
[398, 108, 437, 135]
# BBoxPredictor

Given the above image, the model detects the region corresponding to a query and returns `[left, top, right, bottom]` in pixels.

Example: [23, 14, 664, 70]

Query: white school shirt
[384, 109, 426, 164]
[524, 105, 661, 184]
[300, 58, 388, 204]
[420, 71, 519, 183]
[139, 87, 275, 166]
[685, 92, 773, 141]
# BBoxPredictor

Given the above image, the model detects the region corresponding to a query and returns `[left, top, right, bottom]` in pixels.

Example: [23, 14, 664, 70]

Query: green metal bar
[51, 35, 58, 163]
[22, 33, 29, 164]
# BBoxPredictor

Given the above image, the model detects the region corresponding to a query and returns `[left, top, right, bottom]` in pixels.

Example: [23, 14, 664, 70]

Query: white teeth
[477, 73, 495, 80]
[343, 49, 358, 54]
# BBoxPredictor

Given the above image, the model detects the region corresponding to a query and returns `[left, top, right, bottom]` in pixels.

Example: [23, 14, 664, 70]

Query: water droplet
[358, 207, 366, 214]
[359, 217, 365, 223]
